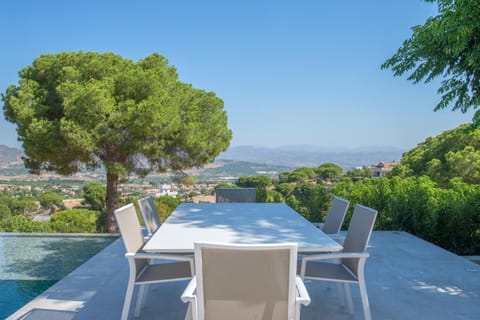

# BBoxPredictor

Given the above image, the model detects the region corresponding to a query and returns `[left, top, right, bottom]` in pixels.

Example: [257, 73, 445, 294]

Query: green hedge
[340, 176, 480, 255]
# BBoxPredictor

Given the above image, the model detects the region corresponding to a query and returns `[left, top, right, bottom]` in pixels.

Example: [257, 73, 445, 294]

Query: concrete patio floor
[7, 231, 480, 320]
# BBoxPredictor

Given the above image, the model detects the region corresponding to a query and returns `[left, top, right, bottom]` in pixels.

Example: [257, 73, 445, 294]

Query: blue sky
[0, 0, 472, 151]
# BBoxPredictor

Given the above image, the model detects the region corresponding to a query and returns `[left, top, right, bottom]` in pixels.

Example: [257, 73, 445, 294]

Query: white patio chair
[137, 195, 161, 236]
[312, 195, 350, 236]
[300, 204, 378, 320]
[215, 187, 256, 203]
[114, 203, 194, 320]
[182, 242, 311, 320]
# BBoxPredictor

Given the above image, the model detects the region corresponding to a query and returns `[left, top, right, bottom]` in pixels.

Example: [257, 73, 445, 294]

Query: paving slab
[7, 231, 480, 319]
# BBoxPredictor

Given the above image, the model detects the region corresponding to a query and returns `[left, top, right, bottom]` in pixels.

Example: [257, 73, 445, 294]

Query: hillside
[218, 145, 405, 168]
[0, 144, 404, 180]
[0, 145, 291, 181]
[192, 159, 291, 181]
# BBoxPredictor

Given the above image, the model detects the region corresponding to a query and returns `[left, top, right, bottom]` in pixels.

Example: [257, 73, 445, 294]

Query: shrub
[153, 196, 180, 222]
[0, 215, 52, 232]
[39, 192, 63, 213]
[50, 209, 100, 233]
[0, 203, 12, 220]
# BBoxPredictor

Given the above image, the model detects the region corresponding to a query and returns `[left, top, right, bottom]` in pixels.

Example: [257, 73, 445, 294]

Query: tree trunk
[106, 173, 119, 233]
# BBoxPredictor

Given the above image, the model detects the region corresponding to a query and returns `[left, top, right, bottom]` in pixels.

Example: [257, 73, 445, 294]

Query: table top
[142, 203, 343, 253]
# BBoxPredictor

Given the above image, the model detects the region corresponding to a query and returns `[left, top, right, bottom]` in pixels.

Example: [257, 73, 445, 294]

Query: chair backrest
[322, 195, 350, 234]
[137, 195, 161, 235]
[215, 187, 256, 203]
[114, 203, 148, 275]
[342, 204, 378, 276]
[194, 242, 298, 320]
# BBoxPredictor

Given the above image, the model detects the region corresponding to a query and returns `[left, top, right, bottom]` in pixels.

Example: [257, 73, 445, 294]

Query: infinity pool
[0, 233, 118, 319]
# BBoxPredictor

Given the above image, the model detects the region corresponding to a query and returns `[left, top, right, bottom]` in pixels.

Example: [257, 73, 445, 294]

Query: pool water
[0, 233, 117, 319]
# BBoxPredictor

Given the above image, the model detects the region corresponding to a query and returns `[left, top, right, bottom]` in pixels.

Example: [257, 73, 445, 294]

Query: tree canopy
[382, 0, 480, 125]
[39, 192, 63, 213]
[2, 52, 232, 231]
[82, 182, 106, 211]
[315, 163, 343, 182]
[390, 124, 480, 186]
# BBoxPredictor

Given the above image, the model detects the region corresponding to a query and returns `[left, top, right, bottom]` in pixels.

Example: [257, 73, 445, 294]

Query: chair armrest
[295, 276, 311, 306]
[325, 232, 342, 238]
[302, 251, 369, 262]
[181, 276, 197, 303]
[126, 252, 194, 263]
[300, 252, 370, 279]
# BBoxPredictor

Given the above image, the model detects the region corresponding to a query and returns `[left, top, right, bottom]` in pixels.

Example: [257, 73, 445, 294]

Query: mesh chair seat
[303, 261, 358, 283]
[136, 261, 192, 283]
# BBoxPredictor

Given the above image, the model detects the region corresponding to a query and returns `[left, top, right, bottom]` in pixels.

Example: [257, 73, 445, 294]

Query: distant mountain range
[0, 145, 23, 167]
[218, 145, 406, 169]
[0, 144, 406, 178]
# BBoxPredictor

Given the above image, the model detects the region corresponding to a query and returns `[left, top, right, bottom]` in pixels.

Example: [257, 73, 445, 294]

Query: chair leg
[184, 300, 198, 320]
[134, 284, 148, 317]
[344, 283, 354, 315]
[335, 282, 345, 307]
[184, 302, 193, 320]
[140, 284, 149, 309]
[358, 280, 372, 320]
[121, 282, 135, 320]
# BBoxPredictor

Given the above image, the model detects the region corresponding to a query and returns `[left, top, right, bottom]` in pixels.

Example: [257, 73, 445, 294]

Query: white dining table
[142, 202, 343, 254]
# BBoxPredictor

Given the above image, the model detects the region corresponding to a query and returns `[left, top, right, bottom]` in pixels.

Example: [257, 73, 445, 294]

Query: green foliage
[281, 167, 317, 183]
[331, 178, 354, 199]
[276, 183, 295, 197]
[341, 175, 480, 255]
[153, 195, 180, 222]
[182, 176, 198, 185]
[255, 187, 267, 202]
[50, 209, 100, 233]
[316, 163, 343, 182]
[276, 157, 480, 255]
[288, 183, 330, 221]
[237, 175, 272, 202]
[0, 203, 12, 220]
[264, 189, 284, 203]
[12, 197, 37, 215]
[0, 193, 15, 213]
[2, 51, 232, 232]
[434, 179, 480, 254]
[237, 175, 272, 188]
[278, 171, 291, 183]
[382, 0, 480, 125]
[82, 182, 106, 211]
[39, 192, 63, 211]
[0, 193, 37, 215]
[0, 215, 52, 232]
[346, 177, 397, 230]
[394, 124, 480, 186]
[215, 183, 237, 188]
